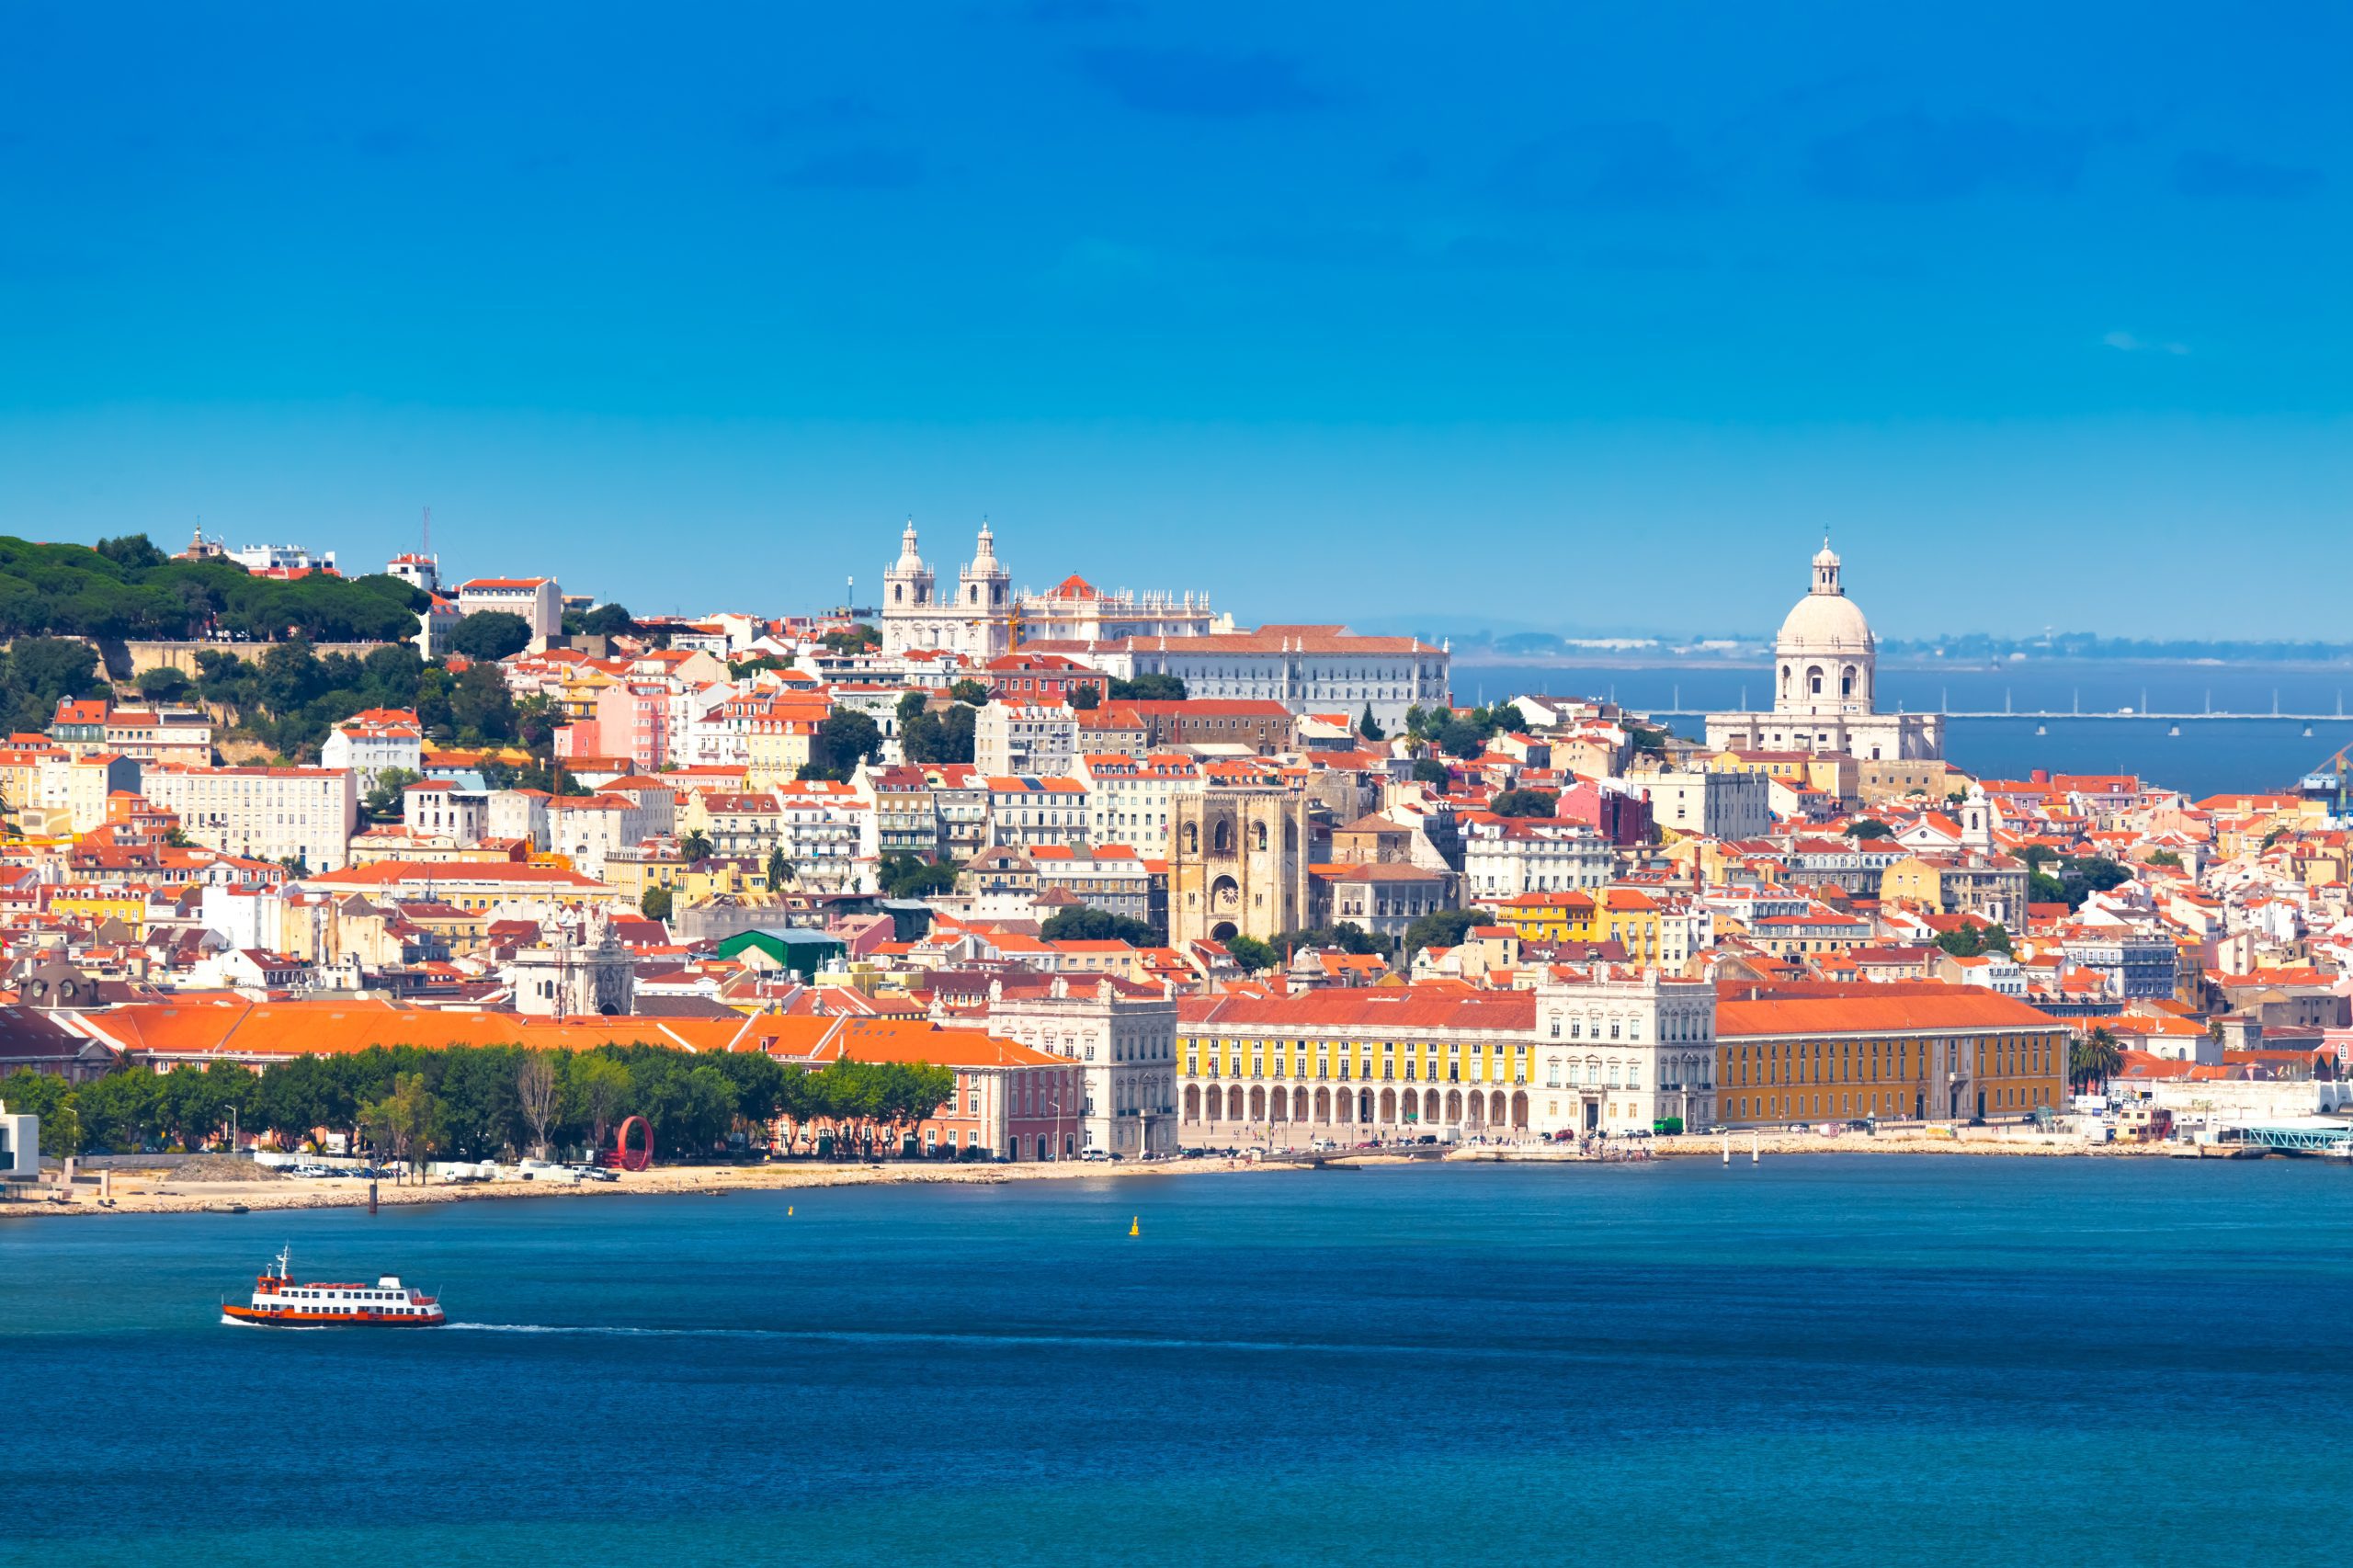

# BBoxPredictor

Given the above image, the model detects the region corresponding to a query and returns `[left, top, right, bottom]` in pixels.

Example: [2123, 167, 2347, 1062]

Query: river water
[1456, 659, 2353, 796]
[5, 1159, 2351, 1566]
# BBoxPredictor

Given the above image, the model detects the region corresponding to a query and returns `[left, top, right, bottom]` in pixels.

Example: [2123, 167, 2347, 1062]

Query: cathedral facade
[1704, 543, 1943, 761]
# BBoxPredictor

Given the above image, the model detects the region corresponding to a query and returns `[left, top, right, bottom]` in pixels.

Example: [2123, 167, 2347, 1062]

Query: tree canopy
[1402, 907, 1481, 959]
[0, 533, 426, 642]
[1040, 905, 1157, 945]
[1107, 674, 1187, 701]
[798, 709, 884, 781]
[1488, 789, 1559, 818]
[446, 610, 534, 661]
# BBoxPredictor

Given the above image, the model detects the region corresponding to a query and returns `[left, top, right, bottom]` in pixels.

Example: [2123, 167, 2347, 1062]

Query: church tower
[881, 518, 938, 656]
[957, 520, 1015, 660]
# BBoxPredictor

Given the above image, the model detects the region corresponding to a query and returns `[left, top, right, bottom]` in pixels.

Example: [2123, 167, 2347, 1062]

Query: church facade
[1704, 543, 1943, 762]
[879, 519, 1016, 662]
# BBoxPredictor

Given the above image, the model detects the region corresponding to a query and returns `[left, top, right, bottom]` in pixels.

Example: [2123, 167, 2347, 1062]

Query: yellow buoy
[1129, 1217, 1140, 1237]
[788, 1206, 794, 1216]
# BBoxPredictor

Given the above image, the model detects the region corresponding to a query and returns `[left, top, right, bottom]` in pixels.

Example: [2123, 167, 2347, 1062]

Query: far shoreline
[2, 1131, 2216, 1219]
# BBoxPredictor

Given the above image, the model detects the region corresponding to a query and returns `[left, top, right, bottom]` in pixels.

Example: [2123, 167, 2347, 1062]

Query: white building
[1534, 969, 1719, 1136]
[1633, 768, 1772, 842]
[973, 697, 1078, 779]
[402, 779, 488, 846]
[961, 976, 1180, 1158]
[139, 766, 359, 871]
[1015, 574, 1228, 643]
[546, 794, 646, 881]
[775, 782, 871, 893]
[1076, 752, 1200, 851]
[230, 542, 335, 574]
[386, 552, 439, 594]
[456, 576, 563, 641]
[1023, 624, 1449, 733]
[879, 520, 1015, 662]
[320, 709, 424, 793]
[36, 753, 139, 835]
[1461, 817, 1613, 898]
[1703, 542, 1944, 761]
[487, 789, 552, 850]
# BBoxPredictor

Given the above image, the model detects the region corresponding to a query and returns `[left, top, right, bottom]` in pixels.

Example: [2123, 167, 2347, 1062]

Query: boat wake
[438, 1323, 1497, 1357]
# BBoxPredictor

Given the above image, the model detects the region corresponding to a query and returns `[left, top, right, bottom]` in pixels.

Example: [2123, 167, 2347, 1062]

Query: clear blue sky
[2, 3, 2345, 638]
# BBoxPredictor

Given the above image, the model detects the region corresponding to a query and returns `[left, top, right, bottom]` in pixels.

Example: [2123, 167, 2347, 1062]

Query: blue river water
[1457, 660, 2353, 797]
[5, 1158, 2351, 1567]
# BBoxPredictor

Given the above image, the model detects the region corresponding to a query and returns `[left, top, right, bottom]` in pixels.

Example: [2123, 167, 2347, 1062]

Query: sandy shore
[2, 1131, 2211, 1219]
[3, 1154, 1286, 1219]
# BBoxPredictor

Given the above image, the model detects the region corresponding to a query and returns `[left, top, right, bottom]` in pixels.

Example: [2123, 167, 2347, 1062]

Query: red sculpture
[601, 1115, 654, 1172]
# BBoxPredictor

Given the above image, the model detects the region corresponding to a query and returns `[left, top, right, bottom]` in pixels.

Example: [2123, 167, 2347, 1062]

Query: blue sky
[1, 2, 2345, 638]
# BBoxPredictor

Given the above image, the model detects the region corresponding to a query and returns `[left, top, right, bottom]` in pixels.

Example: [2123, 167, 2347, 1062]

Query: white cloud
[2103, 330, 2189, 355]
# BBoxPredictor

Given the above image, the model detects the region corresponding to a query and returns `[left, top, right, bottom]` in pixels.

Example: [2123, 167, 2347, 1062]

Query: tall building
[879, 520, 1016, 661]
[1168, 788, 1311, 947]
[1703, 542, 1943, 761]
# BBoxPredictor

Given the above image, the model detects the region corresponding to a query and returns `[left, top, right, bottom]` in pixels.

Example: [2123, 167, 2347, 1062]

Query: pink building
[594, 683, 671, 773]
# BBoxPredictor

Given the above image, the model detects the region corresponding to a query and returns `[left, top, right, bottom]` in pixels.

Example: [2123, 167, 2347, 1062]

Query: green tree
[1039, 906, 1156, 945]
[447, 611, 534, 661]
[764, 845, 794, 891]
[1439, 717, 1491, 758]
[96, 534, 169, 570]
[74, 1071, 164, 1153]
[1358, 702, 1384, 742]
[949, 677, 990, 705]
[820, 623, 881, 654]
[570, 1054, 631, 1153]
[1846, 820, 1892, 840]
[359, 767, 424, 824]
[2147, 849, 2183, 869]
[0, 1068, 82, 1155]
[358, 1071, 447, 1183]
[449, 663, 517, 742]
[1488, 789, 1558, 818]
[1402, 907, 1481, 960]
[1411, 756, 1451, 787]
[641, 885, 674, 919]
[1069, 685, 1101, 710]
[1108, 674, 1186, 701]
[2070, 1028, 2124, 1092]
[877, 852, 960, 899]
[678, 828, 714, 863]
[1224, 934, 1278, 972]
[799, 710, 882, 781]
[581, 603, 637, 638]
[135, 665, 195, 704]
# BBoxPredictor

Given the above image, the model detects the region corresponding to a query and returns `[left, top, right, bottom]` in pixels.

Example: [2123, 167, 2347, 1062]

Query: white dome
[1777, 590, 1873, 653]
[1813, 541, 1840, 571]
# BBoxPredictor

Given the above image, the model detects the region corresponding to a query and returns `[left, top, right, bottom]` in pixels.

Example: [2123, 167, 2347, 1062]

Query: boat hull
[222, 1305, 444, 1328]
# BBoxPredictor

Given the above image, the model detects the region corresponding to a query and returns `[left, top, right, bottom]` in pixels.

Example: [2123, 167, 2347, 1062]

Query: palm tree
[765, 846, 796, 891]
[2070, 1027, 2123, 1092]
[678, 828, 713, 864]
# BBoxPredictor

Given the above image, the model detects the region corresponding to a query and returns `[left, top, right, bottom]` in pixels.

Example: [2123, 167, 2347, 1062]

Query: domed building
[1705, 541, 1942, 762]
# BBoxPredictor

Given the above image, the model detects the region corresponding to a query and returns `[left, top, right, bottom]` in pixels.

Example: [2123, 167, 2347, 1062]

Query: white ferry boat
[222, 1247, 445, 1328]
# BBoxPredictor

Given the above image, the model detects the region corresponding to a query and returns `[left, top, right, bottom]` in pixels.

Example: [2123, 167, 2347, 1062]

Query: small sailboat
[2167, 725, 2180, 737]
[2034, 724, 2047, 736]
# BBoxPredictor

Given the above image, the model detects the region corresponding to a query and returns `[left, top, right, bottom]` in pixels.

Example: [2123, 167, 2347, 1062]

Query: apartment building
[456, 576, 563, 639]
[139, 765, 359, 870]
